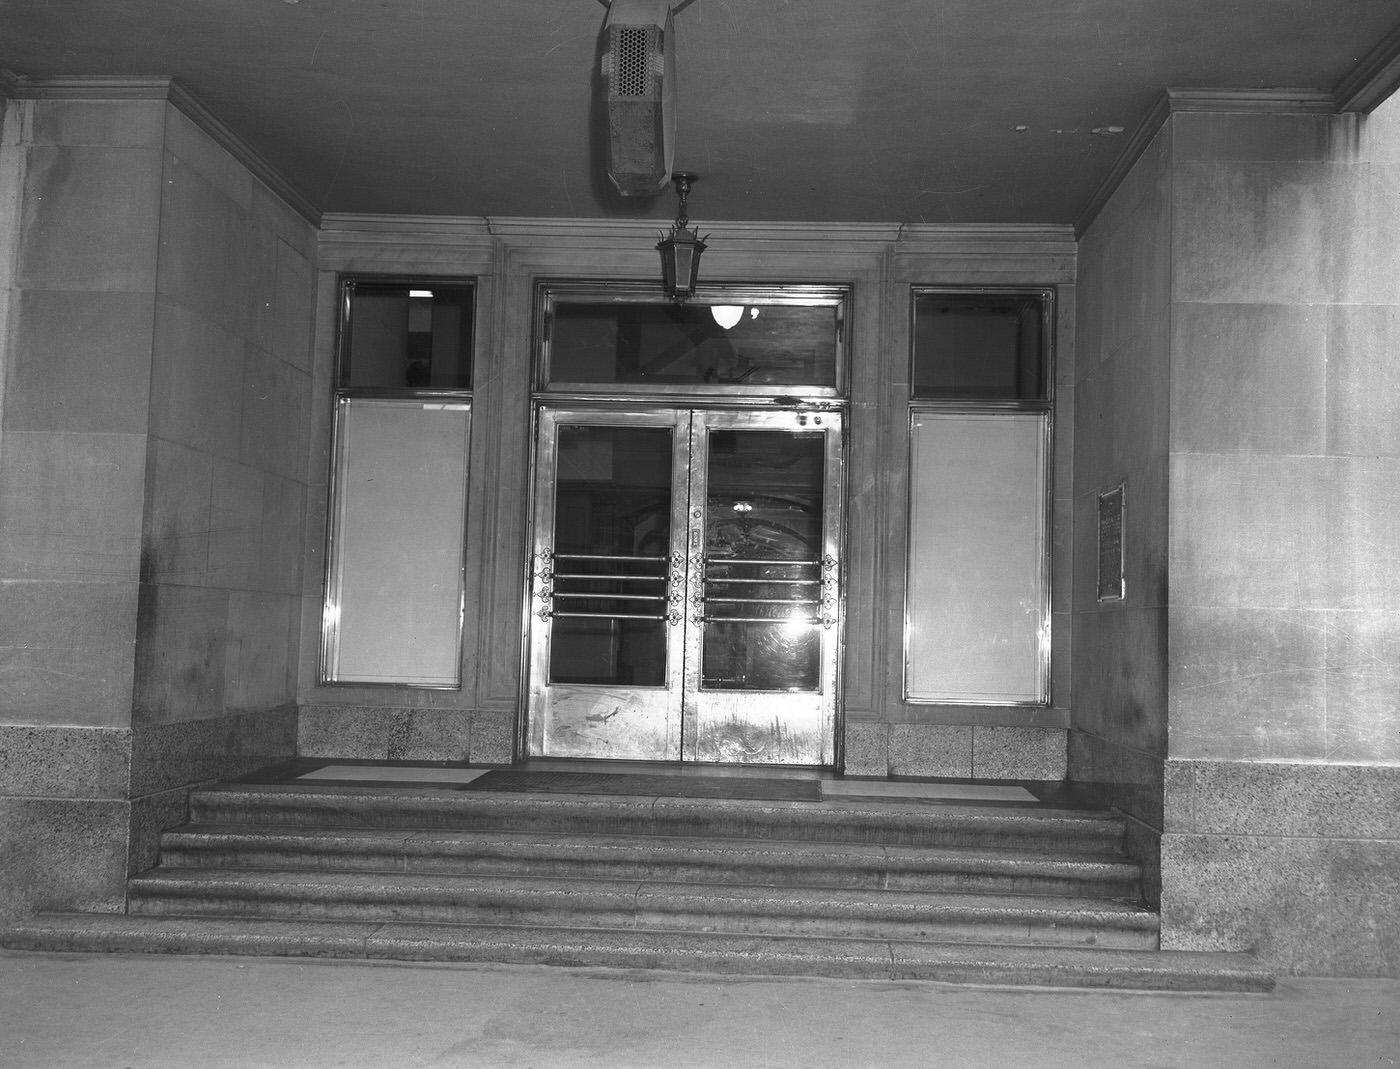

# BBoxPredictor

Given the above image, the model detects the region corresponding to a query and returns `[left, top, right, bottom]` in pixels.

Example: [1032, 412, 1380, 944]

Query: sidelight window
[905, 288, 1053, 705]
[320, 276, 475, 687]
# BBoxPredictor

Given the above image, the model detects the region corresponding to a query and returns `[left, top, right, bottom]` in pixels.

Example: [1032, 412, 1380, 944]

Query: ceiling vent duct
[601, 0, 675, 196]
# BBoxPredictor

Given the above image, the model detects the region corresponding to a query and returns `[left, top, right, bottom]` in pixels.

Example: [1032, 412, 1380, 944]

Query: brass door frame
[525, 402, 844, 765]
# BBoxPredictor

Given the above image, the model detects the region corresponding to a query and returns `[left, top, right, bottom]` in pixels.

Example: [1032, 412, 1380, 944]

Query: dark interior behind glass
[549, 300, 838, 389]
[342, 281, 473, 390]
[912, 292, 1046, 400]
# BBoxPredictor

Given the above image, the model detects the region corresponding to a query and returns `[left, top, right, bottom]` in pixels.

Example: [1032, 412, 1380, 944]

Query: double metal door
[526, 405, 843, 765]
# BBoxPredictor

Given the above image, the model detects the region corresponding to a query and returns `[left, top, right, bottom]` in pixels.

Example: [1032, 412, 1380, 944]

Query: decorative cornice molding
[1073, 92, 1172, 238]
[320, 213, 495, 241]
[318, 214, 499, 267]
[893, 222, 1075, 248]
[1335, 19, 1400, 113]
[1163, 87, 1336, 113]
[8, 74, 319, 225]
[320, 214, 1075, 281]
[889, 223, 1076, 280]
[321, 213, 1072, 252]
[10, 73, 178, 100]
[164, 81, 320, 225]
[1075, 87, 1338, 236]
[486, 216, 907, 245]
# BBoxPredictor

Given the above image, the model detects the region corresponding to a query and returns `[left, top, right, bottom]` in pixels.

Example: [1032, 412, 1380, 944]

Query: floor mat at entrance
[459, 769, 821, 802]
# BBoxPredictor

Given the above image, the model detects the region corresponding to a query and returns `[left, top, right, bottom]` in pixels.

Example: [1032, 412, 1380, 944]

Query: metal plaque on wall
[1097, 483, 1125, 602]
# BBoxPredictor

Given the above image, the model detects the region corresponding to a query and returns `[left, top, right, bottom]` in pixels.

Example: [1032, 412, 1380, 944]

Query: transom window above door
[536, 282, 848, 397]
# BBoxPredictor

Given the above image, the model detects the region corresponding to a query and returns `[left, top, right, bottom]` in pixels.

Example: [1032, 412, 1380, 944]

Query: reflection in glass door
[527, 406, 842, 765]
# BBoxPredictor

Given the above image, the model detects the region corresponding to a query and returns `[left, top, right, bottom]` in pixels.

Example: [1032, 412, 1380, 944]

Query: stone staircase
[2, 777, 1273, 991]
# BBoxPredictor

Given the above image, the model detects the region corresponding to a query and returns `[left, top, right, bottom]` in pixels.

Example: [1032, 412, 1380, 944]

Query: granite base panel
[0, 724, 132, 798]
[128, 785, 192, 875]
[0, 711, 298, 920]
[297, 704, 516, 764]
[1119, 812, 1163, 910]
[842, 723, 1067, 780]
[131, 705, 298, 796]
[842, 722, 889, 776]
[1161, 759, 1400, 977]
[1066, 728, 1166, 830]
[1160, 832, 1400, 976]
[0, 797, 129, 922]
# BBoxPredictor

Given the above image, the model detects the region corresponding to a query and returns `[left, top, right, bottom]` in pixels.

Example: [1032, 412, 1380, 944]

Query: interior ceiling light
[657, 172, 707, 304]
[711, 305, 744, 329]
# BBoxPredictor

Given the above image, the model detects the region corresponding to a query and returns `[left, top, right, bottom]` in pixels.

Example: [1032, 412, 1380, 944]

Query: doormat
[297, 765, 492, 786]
[822, 781, 1038, 803]
[460, 769, 822, 802]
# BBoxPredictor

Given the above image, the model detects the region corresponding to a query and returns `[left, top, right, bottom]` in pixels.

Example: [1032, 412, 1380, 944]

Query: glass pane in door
[550, 425, 673, 687]
[701, 430, 825, 692]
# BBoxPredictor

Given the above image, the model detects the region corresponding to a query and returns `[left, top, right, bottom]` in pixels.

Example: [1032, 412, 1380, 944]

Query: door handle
[820, 554, 838, 628]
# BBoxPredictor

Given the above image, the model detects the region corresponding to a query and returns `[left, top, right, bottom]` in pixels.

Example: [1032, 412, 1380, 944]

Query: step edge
[0, 914, 1273, 992]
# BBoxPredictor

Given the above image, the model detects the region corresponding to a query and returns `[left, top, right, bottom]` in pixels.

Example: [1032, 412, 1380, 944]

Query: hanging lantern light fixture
[656, 172, 707, 303]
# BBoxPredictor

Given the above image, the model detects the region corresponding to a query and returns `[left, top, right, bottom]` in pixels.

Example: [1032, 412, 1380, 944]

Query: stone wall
[1073, 93, 1400, 974]
[1159, 100, 1400, 975]
[0, 89, 313, 919]
[1069, 117, 1175, 902]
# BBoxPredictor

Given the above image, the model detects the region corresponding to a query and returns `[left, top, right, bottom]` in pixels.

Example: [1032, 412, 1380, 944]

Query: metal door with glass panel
[527, 405, 843, 765]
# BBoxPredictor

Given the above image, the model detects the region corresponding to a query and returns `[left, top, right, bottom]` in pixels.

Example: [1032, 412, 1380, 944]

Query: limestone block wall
[0, 89, 313, 919]
[1069, 118, 1175, 902]
[1161, 761, 1400, 975]
[1074, 93, 1400, 975]
[1159, 101, 1400, 976]
[0, 95, 160, 920]
[130, 97, 314, 855]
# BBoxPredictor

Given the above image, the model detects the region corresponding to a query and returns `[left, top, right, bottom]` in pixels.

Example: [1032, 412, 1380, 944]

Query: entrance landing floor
[234, 758, 1087, 808]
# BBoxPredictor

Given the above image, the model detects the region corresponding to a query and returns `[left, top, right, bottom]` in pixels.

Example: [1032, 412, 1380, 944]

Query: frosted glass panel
[324, 399, 470, 686]
[906, 412, 1048, 704]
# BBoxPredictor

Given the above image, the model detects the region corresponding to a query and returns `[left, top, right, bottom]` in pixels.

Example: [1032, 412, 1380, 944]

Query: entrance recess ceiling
[4, 3, 1398, 222]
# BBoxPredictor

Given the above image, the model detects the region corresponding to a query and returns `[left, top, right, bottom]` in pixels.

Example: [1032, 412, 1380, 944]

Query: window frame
[318, 273, 478, 689]
[534, 279, 850, 400]
[903, 285, 1056, 707]
[909, 285, 1054, 406]
[335, 274, 477, 399]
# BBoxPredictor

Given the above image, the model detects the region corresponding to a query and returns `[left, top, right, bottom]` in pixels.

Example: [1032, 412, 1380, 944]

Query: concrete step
[126, 868, 1158, 949]
[187, 785, 1130, 854]
[3, 775, 1250, 991]
[0, 914, 1274, 993]
[159, 825, 1144, 899]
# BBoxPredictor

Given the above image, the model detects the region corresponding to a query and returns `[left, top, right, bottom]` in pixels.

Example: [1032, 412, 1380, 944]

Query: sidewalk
[2, 950, 1396, 1069]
